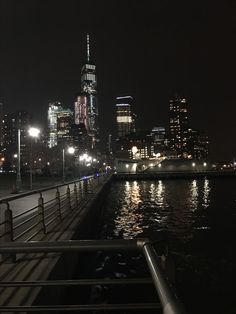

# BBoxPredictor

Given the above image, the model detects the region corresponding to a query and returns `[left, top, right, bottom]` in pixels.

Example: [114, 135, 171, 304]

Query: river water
[100, 178, 236, 314]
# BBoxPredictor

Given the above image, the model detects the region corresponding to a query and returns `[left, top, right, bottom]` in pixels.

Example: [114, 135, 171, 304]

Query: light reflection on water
[114, 181, 144, 238]
[104, 178, 213, 242]
[101, 178, 236, 314]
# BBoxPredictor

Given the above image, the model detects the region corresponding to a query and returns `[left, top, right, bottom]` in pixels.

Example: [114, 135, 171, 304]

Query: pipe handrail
[0, 173, 108, 204]
[0, 238, 186, 314]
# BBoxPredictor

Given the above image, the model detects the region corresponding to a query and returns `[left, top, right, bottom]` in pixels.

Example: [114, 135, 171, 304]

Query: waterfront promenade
[0, 173, 112, 309]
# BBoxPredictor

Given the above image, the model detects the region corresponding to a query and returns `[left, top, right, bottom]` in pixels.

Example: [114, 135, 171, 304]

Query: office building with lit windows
[169, 95, 189, 156]
[187, 128, 209, 159]
[57, 109, 73, 145]
[48, 102, 73, 148]
[116, 96, 135, 138]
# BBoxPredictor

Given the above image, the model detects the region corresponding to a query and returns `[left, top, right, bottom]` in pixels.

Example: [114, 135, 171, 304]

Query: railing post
[56, 188, 62, 220]
[74, 183, 78, 208]
[87, 179, 92, 194]
[84, 179, 88, 196]
[3, 202, 16, 262]
[67, 185, 71, 209]
[38, 193, 46, 234]
[78, 181, 83, 199]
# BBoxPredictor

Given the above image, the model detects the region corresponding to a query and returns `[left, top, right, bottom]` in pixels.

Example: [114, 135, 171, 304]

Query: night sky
[0, 0, 236, 161]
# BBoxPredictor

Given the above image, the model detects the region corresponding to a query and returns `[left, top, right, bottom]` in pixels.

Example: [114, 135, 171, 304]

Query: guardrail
[0, 173, 109, 247]
[0, 238, 186, 313]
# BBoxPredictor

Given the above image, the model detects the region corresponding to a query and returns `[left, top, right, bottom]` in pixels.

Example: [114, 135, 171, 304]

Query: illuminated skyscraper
[75, 34, 98, 149]
[48, 102, 62, 148]
[116, 96, 135, 138]
[48, 102, 73, 148]
[169, 95, 189, 155]
[0, 101, 3, 149]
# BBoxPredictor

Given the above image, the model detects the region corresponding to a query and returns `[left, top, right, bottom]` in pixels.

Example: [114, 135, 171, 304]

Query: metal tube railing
[0, 239, 186, 314]
[0, 173, 111, 246]
[143, 242, 186, 314]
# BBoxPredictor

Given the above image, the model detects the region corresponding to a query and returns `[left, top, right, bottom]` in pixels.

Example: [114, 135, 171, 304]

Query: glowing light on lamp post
[28, 127, 40, 189]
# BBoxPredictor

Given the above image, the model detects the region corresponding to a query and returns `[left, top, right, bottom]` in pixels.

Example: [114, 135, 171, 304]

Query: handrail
[0, 173, 108, 204]
[0, 239, 186, 314]
[0, 172, 111, 243]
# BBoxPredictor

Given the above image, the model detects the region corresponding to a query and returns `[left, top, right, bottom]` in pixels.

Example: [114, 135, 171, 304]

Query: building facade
[116, 96, 135, 138]
[169, 95, 189, 156]
[48, 102, 73, 148]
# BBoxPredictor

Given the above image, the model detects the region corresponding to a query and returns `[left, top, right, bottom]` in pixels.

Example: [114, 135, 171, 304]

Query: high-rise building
[187, 128, 209, 159]
[75, 34, 98, 149]
[48, 102, 62, 148]
[169, 95, 189, 155]
[74, 95, 89, 129]
[2, 110, 31, 164]
[116, 96, 135, 138]
[48, 102, 73, 148]
[57, 108, 73, 145]
[150, 126, 167, 153]
[0, 101, 4, 149]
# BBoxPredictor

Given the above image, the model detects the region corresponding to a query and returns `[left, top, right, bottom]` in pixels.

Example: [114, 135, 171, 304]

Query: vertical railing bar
[56, 188, 62, 220]
[3, 202, 16, 262]
[66, 185, 71, 210]
[38, 193, 46, 234]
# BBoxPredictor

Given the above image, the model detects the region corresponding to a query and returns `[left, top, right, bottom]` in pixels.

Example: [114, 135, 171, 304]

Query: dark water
[100, 178, 236, 314]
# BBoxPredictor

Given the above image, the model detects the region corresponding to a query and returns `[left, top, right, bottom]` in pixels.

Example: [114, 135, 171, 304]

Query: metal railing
[0, 173, 109, 246]
[0, 238, 186, 313]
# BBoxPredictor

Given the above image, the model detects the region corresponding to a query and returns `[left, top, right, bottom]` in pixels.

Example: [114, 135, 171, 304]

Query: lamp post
[16, 128, 22, 192]
[28, 127, 40, 189]
[62, 147, 75, 183]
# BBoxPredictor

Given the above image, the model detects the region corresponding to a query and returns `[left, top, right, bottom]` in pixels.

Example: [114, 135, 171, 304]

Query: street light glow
[28, 127, 40, 138]
[68, 147, 75, 154]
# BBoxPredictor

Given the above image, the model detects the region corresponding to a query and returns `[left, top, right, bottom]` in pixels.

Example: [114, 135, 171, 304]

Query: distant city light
[158, 163, 162, 168]
[125, 164, 129, 169]
[192, 162, 196, 167]
[203, 162, 207, 167]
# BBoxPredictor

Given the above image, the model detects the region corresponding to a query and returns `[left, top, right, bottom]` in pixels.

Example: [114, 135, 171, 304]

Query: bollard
[3, 203, 16, 262]
[67, 185, 71, 210]
[38, 193, 46, 234]
[56, 188, 62, 220]
[74, 183, 78, 208]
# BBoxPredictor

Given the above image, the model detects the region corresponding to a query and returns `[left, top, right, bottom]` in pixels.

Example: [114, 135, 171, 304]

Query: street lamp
[62, 147, 75, 182]
[28, 127, 40, 189]
[15, 128, 22, 192]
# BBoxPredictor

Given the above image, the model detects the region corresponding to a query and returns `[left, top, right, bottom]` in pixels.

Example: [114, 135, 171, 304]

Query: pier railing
[0, 238, 186, 314]
[0, 173, 109, 246]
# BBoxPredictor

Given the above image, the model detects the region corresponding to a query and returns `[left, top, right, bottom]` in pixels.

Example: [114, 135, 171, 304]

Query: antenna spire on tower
[86, 33, 90, 63]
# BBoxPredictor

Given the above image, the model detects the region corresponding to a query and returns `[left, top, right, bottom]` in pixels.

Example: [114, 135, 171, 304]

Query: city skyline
[0, 0, 236, 160]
